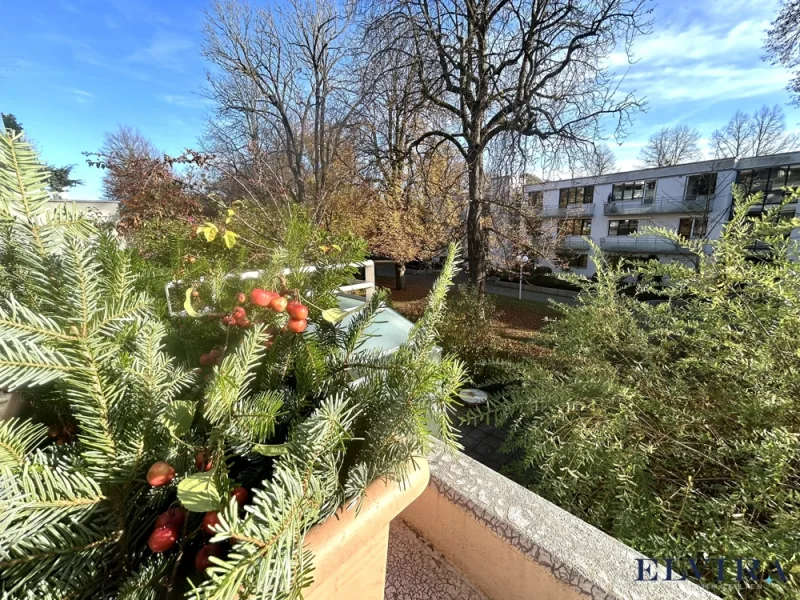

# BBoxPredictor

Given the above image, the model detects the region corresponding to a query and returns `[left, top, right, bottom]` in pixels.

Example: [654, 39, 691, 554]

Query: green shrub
[473, 189, 800, 598]
[438, 284, 496, 367]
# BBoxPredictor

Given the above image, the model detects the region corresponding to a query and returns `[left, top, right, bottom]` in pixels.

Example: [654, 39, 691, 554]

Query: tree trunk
[466, 147, 487, 294]
[395, 262, 406, 290]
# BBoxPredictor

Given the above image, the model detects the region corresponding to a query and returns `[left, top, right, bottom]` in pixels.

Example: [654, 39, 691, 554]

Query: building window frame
[684, 172, 718, 202]
[607, 219, 639, 236]
[610, 180, 657, 203]
[559, 185, 595, 207]
[736, 163, 800, 209]
[678, 217, 708, 239]
[559, 218, 592, 236]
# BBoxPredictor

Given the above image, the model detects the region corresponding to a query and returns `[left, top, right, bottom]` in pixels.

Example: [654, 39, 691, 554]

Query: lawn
[376, 275, 562, 360]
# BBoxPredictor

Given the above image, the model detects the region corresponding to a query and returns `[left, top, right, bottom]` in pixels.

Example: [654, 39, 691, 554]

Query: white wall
[48, 200, 119, 220]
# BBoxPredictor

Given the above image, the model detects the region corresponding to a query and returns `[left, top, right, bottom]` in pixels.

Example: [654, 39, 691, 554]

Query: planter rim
[303, 457, 430, 592]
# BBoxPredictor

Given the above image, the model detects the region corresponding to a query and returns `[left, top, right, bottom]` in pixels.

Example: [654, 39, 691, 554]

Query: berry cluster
[144, 459, 251, 574]
[46, 422, 78, 445]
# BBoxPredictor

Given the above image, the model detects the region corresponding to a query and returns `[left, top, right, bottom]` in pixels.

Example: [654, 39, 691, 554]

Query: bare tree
[710, 110, 751, 159]
[368, 0, 649, 292]
[765, 0, 800, 105]
[638, 125, 702, 168]
[711, 105, 798, 158]
[580, 144, 618, 176]
[203, 0, 361, 221]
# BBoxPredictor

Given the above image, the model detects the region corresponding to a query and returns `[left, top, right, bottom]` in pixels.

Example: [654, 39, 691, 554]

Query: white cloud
[65, 88, 95, 103]
[160, 94, 209, 109]
[128, 32, 194, 71]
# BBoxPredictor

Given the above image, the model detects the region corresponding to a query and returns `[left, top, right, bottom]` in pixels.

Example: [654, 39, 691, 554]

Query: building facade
[523, 152, 800, 277]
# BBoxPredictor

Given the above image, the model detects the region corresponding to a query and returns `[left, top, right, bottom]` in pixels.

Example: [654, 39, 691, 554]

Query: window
[558, 218, 592, 236]
[685, 173, 717, 201]
[737, 163, 800, 209]
[611, 180, 657, 203]
[558, 186, 594, 207]
[527, 190, 544, 208]
[608, 219, 639, 236]
[678, 217, 707, 239]
[567, 254, 589, 269]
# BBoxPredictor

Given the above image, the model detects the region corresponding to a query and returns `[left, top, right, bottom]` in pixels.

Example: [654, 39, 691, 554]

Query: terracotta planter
[303, 458, 430, 600]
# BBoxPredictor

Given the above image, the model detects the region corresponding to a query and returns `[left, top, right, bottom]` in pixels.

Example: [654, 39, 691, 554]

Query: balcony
[537, 203, 595, 218]
[560, 235, 591, 251]
[599, 236, 688, 254]
[386, 445, 716, 600]
[604, 197, 713, 216]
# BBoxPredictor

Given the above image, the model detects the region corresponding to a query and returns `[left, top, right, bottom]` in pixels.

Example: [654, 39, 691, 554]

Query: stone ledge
[423, 445, 718, 600]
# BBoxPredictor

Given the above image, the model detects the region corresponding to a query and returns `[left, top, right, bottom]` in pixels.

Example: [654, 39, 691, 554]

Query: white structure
[523, 152, 800, 276]
[48, 198, 119, 221]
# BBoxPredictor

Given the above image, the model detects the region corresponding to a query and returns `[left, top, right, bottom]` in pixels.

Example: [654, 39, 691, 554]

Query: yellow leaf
[332, 244, 342, 252]
[184, 288, 202, 318]
[227, 208, 235, 217]
[222, 230, 239, 249]
[197, 222, 218, 242]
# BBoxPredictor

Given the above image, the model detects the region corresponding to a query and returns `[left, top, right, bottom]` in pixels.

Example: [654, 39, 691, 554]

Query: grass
[376, 275, 562, 360]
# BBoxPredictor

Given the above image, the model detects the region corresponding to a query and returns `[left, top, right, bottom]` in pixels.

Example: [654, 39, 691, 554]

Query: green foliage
[0, 129, 465, 599]
[437, 284, 496, 367]
[473, 188, 800, 598]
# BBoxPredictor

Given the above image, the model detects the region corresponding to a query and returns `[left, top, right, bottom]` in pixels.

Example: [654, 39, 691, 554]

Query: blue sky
[1, 0, 798, 198]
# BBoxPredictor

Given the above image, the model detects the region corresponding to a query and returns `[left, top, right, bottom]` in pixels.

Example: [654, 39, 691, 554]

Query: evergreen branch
[0, 337, 73, 390]
[0, 419, 47, 469]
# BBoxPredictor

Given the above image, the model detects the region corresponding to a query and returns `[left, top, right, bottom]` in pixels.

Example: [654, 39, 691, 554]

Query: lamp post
[516, 255, 529, 300]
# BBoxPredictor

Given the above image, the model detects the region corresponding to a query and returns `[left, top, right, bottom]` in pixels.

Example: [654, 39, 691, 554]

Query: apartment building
[522, 151, 800, 276]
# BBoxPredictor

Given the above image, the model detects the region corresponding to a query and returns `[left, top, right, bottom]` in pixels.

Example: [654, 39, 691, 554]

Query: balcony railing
[604, 197, 713, 216]
[599, 236, 689, 254]
[560, 235, 591, 251]
[537, 203, 595, 218]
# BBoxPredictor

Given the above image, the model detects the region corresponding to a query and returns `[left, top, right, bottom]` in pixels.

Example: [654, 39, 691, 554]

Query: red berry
[231, 307, 246, 320]
[235, 292, 246, 304]
[47, 424, 61, 438]
[286, 301, 309, 320]
[155, 507, 186, 530]
[147, 461, 176, 487]
[191, 290, 200, 299]
[269, 296, 288, 313]
[209, 348, 222, 359]
[195, 543, 223, 571]
[221, 316, 232, 326]
[199, 353, 214, 367]
[250, 288, 276, 307]
[286, 318, 307, 333]
[64, 423, 78, 436]
[202, 511, 221, 535]
[148, 525, 179, 553]
[195, 451, 207, 470]
[231, 487, 248, 507]
[236, 317, 251, 328]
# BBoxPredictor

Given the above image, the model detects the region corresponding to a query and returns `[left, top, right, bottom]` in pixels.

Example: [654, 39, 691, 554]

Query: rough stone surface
[385, 519, 489, 600]
[425, 445, 719, 600]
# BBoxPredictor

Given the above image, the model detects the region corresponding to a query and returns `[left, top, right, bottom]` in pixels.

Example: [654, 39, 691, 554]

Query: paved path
[373, 260, 577, 306]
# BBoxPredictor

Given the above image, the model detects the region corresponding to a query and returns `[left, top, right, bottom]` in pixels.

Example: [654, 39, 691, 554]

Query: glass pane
[750, 169, 769, 193]
[559, 189, 569, 207]
[632, 182, 644, 200]
[644, 180, 656, 201]
[765, 191, 783, 205]
[584, 186, 594, 204]
[695, 218, 708, 237]
[786, 165, 800, 188]
[769, 167, 787, 190]
[628, 220, 639, 235]
[678, 218, 691, 238]
[613, 185, 623, 201]
[583, 220, 592, 235]
[608, 221, 619, 236]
